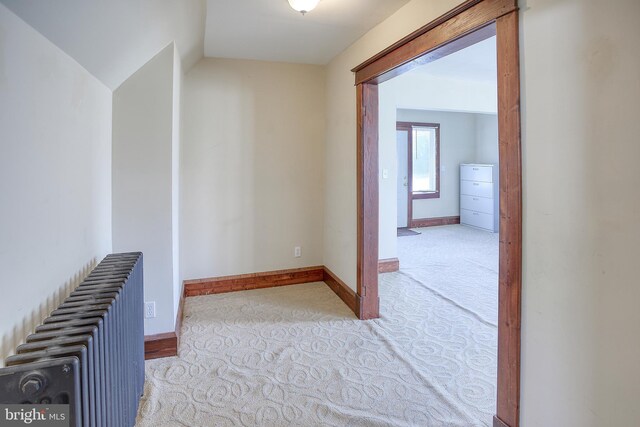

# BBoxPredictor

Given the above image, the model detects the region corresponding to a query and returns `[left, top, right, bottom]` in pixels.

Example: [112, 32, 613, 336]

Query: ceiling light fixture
[288, 0, 319, 15]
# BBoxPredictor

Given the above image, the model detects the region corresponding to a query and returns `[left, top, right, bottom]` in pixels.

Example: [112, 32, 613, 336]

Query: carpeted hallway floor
[136, 225, 498, 426]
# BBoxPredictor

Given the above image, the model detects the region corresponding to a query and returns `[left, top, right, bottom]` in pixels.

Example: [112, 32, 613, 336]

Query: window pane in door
[412, 127, 436, 192]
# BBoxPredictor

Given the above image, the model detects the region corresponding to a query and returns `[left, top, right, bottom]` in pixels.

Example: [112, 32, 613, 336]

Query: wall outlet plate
[145, 301, 156, 319]
[294, 246, 301, 258]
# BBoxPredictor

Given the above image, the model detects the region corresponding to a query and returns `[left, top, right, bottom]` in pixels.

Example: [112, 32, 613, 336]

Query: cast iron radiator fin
[0, 252, 145, 427]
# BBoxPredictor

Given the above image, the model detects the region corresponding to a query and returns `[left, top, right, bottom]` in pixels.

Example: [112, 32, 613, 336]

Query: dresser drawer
[460, 194, 494, 214]
[461, 209, 494, 231]
[461, 165, 493, 183]
[461, 180, 494, 198]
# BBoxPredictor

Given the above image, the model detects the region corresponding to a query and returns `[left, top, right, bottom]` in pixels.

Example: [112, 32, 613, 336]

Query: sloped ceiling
[0, 0, 206, 89]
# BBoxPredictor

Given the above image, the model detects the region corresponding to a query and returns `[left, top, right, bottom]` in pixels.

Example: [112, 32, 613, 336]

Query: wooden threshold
[410, 216, 460, 228]
[378, 258, 400, 273]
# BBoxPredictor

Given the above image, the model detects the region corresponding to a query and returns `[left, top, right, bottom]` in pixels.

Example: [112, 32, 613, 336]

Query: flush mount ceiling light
[288, 0, 320, 15]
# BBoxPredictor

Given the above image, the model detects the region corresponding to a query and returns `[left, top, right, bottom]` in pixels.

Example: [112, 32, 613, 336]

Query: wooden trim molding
[351, 0, 484, 73]
[352, 0, 514, 84]
[183, 266, 324, 297]
[378, 258, 400, 273]
[146, 266, 325, 359]
[144, 282, 186, 360]
[495, 10, 522, 427]
[366, 23, 497, 86]
[144, 332, 177, 360]
[183, 265, 360, 319]
[356, 83, 380, 320]
[410, 216, 460, 228]
[354, 1, 522, 425]
[323, 267, 359, 317]
[494, 415, 510, 427]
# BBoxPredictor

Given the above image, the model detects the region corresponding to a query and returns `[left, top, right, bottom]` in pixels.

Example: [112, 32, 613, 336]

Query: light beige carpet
[137, 226, 497, 427]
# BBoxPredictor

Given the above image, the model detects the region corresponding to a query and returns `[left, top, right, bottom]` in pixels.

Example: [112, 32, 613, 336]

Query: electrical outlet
[294, 246, 301, 258]
[145, 301, 156, 319]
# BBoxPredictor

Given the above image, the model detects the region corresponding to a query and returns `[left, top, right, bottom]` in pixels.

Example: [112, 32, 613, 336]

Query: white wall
[519, 0, 640, 425]
[390, 73, 498, 114]
[112, 43, 179, 335]
[180, 58, 326, 281]
[475, 114, 499, 165]
[0, 5, 112, 364]
[324, 0, 465, 290]
[378, 83, 398, 260]
[0, 0, 206, 89]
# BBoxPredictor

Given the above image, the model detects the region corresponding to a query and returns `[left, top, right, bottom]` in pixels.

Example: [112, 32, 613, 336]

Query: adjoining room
[377, 35, 500, 425]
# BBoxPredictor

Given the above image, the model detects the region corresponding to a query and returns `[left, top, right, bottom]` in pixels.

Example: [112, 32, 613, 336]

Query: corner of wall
[171, 42, 183, 324]
[111, 42, 180, 336]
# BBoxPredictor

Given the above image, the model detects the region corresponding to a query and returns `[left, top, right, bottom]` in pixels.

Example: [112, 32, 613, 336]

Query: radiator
[0, 252, 145, 427]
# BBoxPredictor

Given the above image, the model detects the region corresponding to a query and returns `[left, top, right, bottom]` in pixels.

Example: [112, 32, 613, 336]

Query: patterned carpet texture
[136, 225, 497, 426]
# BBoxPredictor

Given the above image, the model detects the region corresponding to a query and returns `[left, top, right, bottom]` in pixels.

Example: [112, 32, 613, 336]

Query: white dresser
[460, 163, 499, 232]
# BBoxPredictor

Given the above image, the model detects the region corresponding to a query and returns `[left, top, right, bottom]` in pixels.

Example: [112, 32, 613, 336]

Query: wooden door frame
[353, 1, 522, 426]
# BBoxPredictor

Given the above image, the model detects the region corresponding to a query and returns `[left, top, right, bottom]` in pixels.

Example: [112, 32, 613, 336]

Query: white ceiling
[406, 36, 497, 83]
[204, 0, 410, 64]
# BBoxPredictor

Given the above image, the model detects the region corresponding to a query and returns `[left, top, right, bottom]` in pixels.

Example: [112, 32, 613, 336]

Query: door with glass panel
[396, 122, 441, 228]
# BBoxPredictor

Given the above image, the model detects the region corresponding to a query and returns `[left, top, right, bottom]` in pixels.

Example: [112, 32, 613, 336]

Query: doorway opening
[381, 32, 500, 425]
[352, 1, 522, 426]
